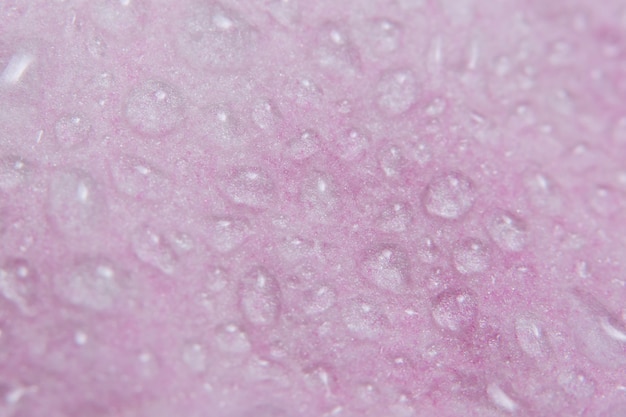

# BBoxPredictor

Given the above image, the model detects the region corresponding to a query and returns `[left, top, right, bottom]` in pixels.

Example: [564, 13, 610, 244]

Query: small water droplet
[54, 114, 92, 148]
[343, 299, 387, 339]
[286, 130, 320, 160]
[432, 288, 478, 332]
[377, 69, 417, 116]
[240, 267, 282, 326]
[453, 238, 489, 274]
[315, 22, 361, 75]
[215, 323, 251, 353]
[515, 317, 547, 358]
[424, 172, 475, 219]
[125, 80, 185, 137]
[361, 246, 410, 292]
[0, 156, 28, 191]
[486, 210, 528, 252]
[558, 369, 595, 398]
[206, 216, 251, 253]
[221, 167, 274, 208]
[365, 19, 402, 55]
[487, 383, 518, 413]
[182, 343, 207, 373]
[110, 154, 171, 200]
[302, 285, 336, 315]
[332, 128, 369, 161]
[56, 257, 122, 311]
[131, 225, 177, 274]
[524, 171, 562, 214]
[377, 202, 411, 232]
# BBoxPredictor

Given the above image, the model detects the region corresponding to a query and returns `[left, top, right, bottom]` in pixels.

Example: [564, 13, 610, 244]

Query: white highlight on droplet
[600, 317, 626, 342]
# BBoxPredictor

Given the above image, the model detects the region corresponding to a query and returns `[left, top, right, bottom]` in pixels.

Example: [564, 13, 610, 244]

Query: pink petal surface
[1, 0, 626, 416]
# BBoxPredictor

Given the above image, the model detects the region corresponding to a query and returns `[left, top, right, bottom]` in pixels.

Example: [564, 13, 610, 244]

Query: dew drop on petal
[124, 80, 185, 137]
[432, 288, 478, 332]
[424, 172, 475, 219]
[453, 238, 490, 274]
[376, 69, 417, 116]
[486, 210, 528, 252]
[240, 268, 282, 326]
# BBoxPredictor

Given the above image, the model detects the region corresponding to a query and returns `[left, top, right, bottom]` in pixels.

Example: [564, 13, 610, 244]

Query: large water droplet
[453, 238, 490, 274]
[487, 383, 518, 413]
[124, 80, 185, 137]
[486, 210, 528, 252]
[240, 268, 282, 326]
[314, 22, 361, 75]
[424, 172, 475, 219]
[515, 317, 547, 358]
[432, 288, 478, 332]
[215, 323, 251, 353]
[302, 285, 335, 315]
[557, 369, 595, 398]
[376, 69, 417, 116]
[361, 246, 410, 293]
[0, 258, 37, 314]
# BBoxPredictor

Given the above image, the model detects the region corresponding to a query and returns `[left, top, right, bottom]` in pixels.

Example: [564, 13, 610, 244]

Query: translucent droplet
[240, 268, 282, 326]
[452, 238, 489, 274]
[124, 80, 185, 137]
[558, 370, 595, 398]
[0, 259, 37, 314]
[48, 170, 105, 237]
[424, 172, 475, 219]
[177, 1, 257, 70]
[432, 288, 478, 332]
[131, 225, 177, 274]
[301, 171, 337, 214]
[486, 210, 528, 252]
[589, 185, 620, 217]
[110, 154, 171, 200]
[524, 171, 562, 214]
[54, 115, 92, 148]
[377, 202, 411, 232]
[0, 156, 28, 191]
[215, 323, 251, 353]
[365, 19, 402, 55]
[343, 299, 386, 339]
[90, 0, 141, 34]
[515, 317, 547, 358]
[252, 99, 280, 131]
[56, 258, 122, 311]
[314, 22, 361, 75]
[206, 216, 251, 253]
[302, 285, 335, 315]
[182, 343, 207, 373]
[286, 130, 320, 160]
[376, 69, 417, 116]
[361, 246, 410, 293]
[221, 167, 274, 208]
[332, 128, 369, 161]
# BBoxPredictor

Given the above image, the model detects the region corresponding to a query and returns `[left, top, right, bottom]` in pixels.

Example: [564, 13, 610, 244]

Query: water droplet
[432, 288, 478, 332]
[0, 156, 28, 191]
[0, 259, 37, 314]
[221, 167, 274, 208]
[90, 0, 141, 34]
[215, 323, 251, 353]
[486, 210, 528, 252]
[343, 299, 387, 339]
[365, 19, 402, 55]
[240, 268, 282, 326]
[452, 238, 489, 274]
[376, 69, 417, 116]
[589, 185, 620, 216]
[131, 225, 177, 274]
[252, 99, 280, 131]
[558, 370, 595, 398]
[124, 80, 185, 137]
[54, 115, 92, 148]
[332, 128, 369, 161]
[361, 246, 410, 292]
[206, 216, 251, 253]
[56, 258, 122, 311]
[177, 1, 257, 70]
[524, 171, 562, 214]
[48, 170, 106, 237]
[487, 383, 518, 413]
[182, 343, 207, 373]
[379, 145, 405, 178]
[515, 317, 547, 358]
[267, 0, 300, 27]
[110, 154, 171, 201]
[377, 202, 411, 232]
[315, 22, 361, 75]
[300, 171, 337, 214]
[286, 130, 320, 160]
[424, 172, 475, 219]
[302, 285, 335, 315]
